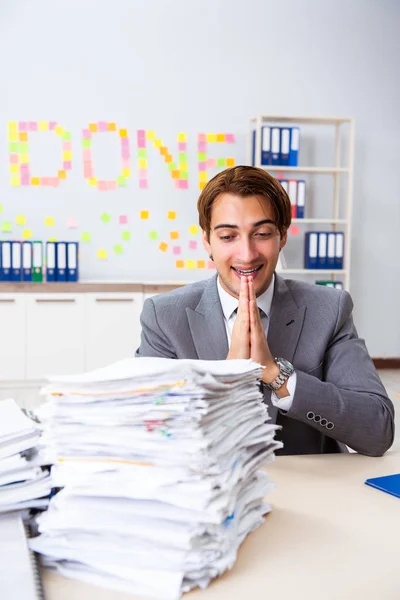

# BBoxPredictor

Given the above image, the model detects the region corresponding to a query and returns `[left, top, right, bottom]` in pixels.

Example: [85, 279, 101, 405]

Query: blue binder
[279, 179, 288, 194]
[296, 180, 306, 218]
[304, 232, 318, 269]
[261, 126, 271, 166]
[289, 127, 300, 166]
[67, 242, 79, 281]
[270, 127, 280, 165]
[334, 282, 343, 290]
[317, 232, 328, 269]
[251, 130, 256, 166]
[22, 241, 32, 281]
[46, 242, 57, 282]
[335, 233, 344, 269]
[279, 127, 290, 165]
[11, 241, 22, 281]
[1, 241, 12, 282]
[327, 233, 336, 269]
[56, 242, 67, 282]
[365, 473, 400, 499]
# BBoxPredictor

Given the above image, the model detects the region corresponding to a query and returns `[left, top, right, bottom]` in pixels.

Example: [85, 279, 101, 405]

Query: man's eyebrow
[213, 219, 276, 231]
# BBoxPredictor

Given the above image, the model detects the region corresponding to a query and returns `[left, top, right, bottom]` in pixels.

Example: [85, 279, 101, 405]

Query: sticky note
[226, 157, 235, 167]
[10, 176, 21, 186]
[38, 121, 49, 131]
[19, 132, 28, 142]
[97, 249, 107, 260]
[178, 180, 188, 189]
[217, 158, 226, 167]
[173, 246, 181, 255]
[122, 231, 131, 241]
[89, 123, 98, 132]
[119, 215, 128, 225]
[140, 210, 149, 219]
[198, 152, 206, 161]
[54, 125, 64, 135]
[108, 122, 116, 131]
[101, 213, 111, 223]
[189, 240, 198, 250]
[81, 232, 91, 242]
[197, 260, 206, 268]
[10, 164, 19, 174]
[176, 260, 184, 268]
[146, 131, 155, 140]
[149, 231, 158, 241]
[206, 134, 217, 143]
[159, 242, 168, 252]
[216, 134, 225, 142]
[167, 211, 176, 220]
[45, 217, 55, 227]
[62, 132, 71, 141]
[8, 122, 17, 132]
[48, 237, 58, 242]
[58, 170, 67, 179]
[186, 260, 196, 269]
[170, 231, 179, 240]
[22, 228, 32, 240]
[289, 225, 300, 236]
[16, 215, 26, 225]
[117, 176, 126, 186]
[139, 179, 148, 189]
[88, 178, 97, 187]
[67, 217, 78, 229]
[178, 133, 186, 142]
[2, 222, 12, 233]
[119, 129, 128, 138]
[114, 244, 124, 255]
[225, 134, 235, 143]
[0, 205, 3, 213]
[189, 225, 199, 235]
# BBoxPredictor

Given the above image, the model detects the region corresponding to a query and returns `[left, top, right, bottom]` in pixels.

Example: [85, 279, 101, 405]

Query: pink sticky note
[178, 180, 188, 189]
[67, 217, 78, 228]
[63, 141, 72, 151]
[122, 150, 130, 160]
[107, 181, 117, 191]
[98, 181, 108, 191]
[225, 133, 235, 143]
[49, 121, 57, 131]
[50, 178, 59, 187]
[139, 168, 147, 178]
[122, 159, 130, 169]
[137, 139, 146, 149]
[84, 168, 93, 179]
[137, 129, 146, 139]
[83, 149, 91, 160]
[198, 133, 206, 143]
[41, 177, 50, 186]
[119, 215, 128, 225]
[21, 174, 30, 185]
[121, 137, 130, 148]
[173, 246, 181, 255]
[198, 141, 207, 153]
[63, 161, 72, 170]
[289, 225, 300, 236]
[189, 240, 198, 250]
[20, 163, 29, 172]
[178, 142, 187, 152]
[29, 121, 37, 131]
[207, 158, 216, 168]
[198, 161, 206, 172]
[82, 129, 91, 139]
[98, 121, 107, 131]
[139, 179, 148, 189]
[18, 121, 27, 131]
[9, 154, 18, 164]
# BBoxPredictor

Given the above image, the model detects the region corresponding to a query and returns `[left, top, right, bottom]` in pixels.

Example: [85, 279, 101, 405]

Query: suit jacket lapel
[186, 275, 229, 360]
[268, 274, 306, 363]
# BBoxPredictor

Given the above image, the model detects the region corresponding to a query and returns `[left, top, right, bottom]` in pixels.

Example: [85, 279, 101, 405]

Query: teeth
[234, 267, 260, 274]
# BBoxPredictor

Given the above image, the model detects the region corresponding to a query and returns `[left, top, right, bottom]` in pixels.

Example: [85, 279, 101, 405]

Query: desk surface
[43, 451, 400, 600]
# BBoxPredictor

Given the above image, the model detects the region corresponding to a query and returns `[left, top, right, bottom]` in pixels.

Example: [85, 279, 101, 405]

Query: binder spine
[261, 126, 271, 165]
[270, 127, 280, 165]
[304, 232, 318, 269]
[22, 241, 32, 282]
[289, 127, 300, 166]
[296, 180, 306, 218]
[279, 127, 290, 165]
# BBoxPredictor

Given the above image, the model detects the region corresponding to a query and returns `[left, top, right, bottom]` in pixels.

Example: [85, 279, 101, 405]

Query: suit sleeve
[136, 298, 177, 359]
[286, 291, 395, 457]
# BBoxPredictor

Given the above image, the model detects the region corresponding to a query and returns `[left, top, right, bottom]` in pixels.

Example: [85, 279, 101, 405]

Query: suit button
[307, 411, 315, 420]
[314, 414, 321, 423]
[320, 418, 328, 426]
[326, 421, 334, 430]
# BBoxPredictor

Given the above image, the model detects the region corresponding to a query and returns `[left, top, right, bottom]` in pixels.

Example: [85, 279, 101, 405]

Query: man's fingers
[248, 278, 262, 328]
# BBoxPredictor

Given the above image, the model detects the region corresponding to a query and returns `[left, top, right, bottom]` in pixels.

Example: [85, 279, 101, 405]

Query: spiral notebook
[0, 513, 44, 599]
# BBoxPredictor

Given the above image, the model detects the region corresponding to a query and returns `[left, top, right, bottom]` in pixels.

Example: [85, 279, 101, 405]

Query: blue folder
[365, 473, 400, 499]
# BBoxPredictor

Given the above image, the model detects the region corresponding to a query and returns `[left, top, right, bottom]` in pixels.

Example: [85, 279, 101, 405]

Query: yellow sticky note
[54, 125, 65, 136]
[189, 225, 199, 235]
[39, 121, 49, 131]
[154, 139, 162, 148]
[108, 123, 116, 131]
[199, 181, 207, 190]
[8, 132, 18, 142]
[199, 172, 207, 182]
[88, 177, 97, 186]
[122, 168, 131, 177]
[119, 129, 128, 138]
[16, 215, 26, 225]
[31, 177, 40, 186]
[20, 154, 29, 164]
[168, 211, 176, 220]
[138, 159, 147, 170]
[186, 260, 196, 269]
[48, 237, 58, 242]
[176, 260, 184, 268]
[159, 242, 168, 252]
[10, 164, 19, 174]
[140, 210, 149, 219]
[180, 162, 188, 171]
[216, 133, 225, 142]
[207, 133, 217, 143]
[89, 123, 98, 133]
[8, 122, 17, 132]
[178, 133, 186, 142]
[22, 228, 32, 239]
[146, 131, 155, 141]
[10, 176, 21, 186]
[45, 217, 55, 227]
[63, 151, 72, 161]
[97, 249, 107, 260]
[58, 170, 67, 179]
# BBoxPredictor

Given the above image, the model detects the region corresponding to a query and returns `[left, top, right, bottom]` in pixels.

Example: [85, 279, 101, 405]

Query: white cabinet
[84, 293, 143, 371]
[0, 294, 26, 379]
[25, 294, 85, 379]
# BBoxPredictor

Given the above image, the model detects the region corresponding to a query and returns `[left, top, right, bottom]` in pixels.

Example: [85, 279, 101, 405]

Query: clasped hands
[226, 276, 281, 390]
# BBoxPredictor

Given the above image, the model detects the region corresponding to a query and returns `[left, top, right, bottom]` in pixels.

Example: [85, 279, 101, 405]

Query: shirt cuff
[270, 371, 297, 412]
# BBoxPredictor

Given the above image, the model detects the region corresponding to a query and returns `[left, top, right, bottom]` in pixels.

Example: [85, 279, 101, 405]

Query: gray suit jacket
[137, 274, 395, 456]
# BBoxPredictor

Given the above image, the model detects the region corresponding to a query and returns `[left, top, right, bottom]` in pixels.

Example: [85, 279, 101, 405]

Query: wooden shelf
[260, 166, 349, 174]
[250, 115, 353, 125]
[291, 219, 347, 224]
[281, 269, 347, 274]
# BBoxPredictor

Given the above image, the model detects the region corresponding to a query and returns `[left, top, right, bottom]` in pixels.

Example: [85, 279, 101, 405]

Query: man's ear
[202, 229, 211, 255]
[279, 228, 288, 251]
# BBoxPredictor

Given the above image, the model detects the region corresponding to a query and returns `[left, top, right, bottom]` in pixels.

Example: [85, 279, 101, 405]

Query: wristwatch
[263, 357, 294, 392]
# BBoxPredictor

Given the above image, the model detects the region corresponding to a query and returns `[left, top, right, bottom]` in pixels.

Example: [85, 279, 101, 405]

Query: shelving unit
[247, 115, 355, 291]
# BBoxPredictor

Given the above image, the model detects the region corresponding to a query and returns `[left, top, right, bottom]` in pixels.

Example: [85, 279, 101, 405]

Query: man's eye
[255, 232, 272, 238]
[219, 235, 234, 241]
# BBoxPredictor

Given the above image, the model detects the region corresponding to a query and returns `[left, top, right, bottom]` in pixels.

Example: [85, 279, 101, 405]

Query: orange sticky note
[170, 231, 179, 240]
[171, 170, 180, 179]
[159, 242, 168, 252]
[176, 260, 184, 268]
[19, 132, 28, 142]
[108, 122, 116, 131]
[226, 157, 235, 167]
[89, 123, 98, 132]
[197, 260, 206, 269]
[140, 210, 149, 219]
[58, 170, 67, 179]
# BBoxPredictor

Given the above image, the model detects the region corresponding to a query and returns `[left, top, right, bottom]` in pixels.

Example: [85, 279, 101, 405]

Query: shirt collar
[217, 274, 275, 321]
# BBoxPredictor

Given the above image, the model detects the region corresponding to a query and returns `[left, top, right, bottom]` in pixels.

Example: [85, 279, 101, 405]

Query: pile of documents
[0, 398, 52, 515]
[30, 357, 282, 599]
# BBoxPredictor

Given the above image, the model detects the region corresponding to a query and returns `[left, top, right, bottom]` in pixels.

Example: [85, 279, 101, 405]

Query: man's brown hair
[197, 165, 292, 240]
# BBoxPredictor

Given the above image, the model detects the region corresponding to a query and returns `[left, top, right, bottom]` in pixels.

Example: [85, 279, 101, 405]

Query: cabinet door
[84, 293, 143, 371]
[26, 294, 85, 379]
[0, 295, 26, 380]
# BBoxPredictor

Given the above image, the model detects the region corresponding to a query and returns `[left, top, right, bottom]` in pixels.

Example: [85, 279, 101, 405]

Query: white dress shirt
[217, 274, 296, 411]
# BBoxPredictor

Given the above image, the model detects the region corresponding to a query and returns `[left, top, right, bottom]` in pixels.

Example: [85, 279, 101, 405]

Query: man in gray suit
[137, 166, 394, 456]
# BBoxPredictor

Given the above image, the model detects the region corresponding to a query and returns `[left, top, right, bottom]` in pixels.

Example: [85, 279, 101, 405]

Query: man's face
[202, 193, 287, 298]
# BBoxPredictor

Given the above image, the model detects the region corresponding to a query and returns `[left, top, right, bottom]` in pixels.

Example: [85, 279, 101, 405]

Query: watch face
[277, 357, 294, 373]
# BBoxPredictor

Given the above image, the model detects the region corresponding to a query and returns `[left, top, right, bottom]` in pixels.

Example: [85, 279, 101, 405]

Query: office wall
[0, 0, 399, 355]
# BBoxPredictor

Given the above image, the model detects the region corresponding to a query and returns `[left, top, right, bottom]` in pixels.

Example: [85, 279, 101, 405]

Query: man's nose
[237, 238, 258, 264]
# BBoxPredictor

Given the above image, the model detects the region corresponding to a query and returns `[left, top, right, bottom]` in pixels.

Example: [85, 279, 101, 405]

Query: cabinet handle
[0, 299, 16, 303]
[95, 298, 134, 303]
[35, 299, 76, 303]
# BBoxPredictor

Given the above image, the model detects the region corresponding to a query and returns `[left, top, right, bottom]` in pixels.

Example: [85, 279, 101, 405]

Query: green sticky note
[168, 162, 177, 171]
[81, 232, 91, 242]
[9, 143, 18, 152]
[122, 231, 131, 241]
[138, 148, 147, 158]
[149, 231, 159, 241]
[63, 132, 71, 141]
[2, 222, 12, 233]
[101, 213, 111, 223]
[82, 139, 91, 148]
[197, 152, 206, 161]
[217, 158, 226, 167]
[114, 244, 124, 255]
[19, 142, 29, 153]
[117, 176, 126, 187]
[0, 204, 3, 214]
[180, 171, 189, 179]
[179, 152, 187, 162]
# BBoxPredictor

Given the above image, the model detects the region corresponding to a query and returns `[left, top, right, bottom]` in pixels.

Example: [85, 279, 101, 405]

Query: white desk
[43, 451, 400, 600]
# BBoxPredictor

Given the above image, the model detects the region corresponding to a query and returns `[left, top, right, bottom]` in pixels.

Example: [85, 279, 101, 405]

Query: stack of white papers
[30, 357, 282, 599]
[0, 399, 52, 514]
